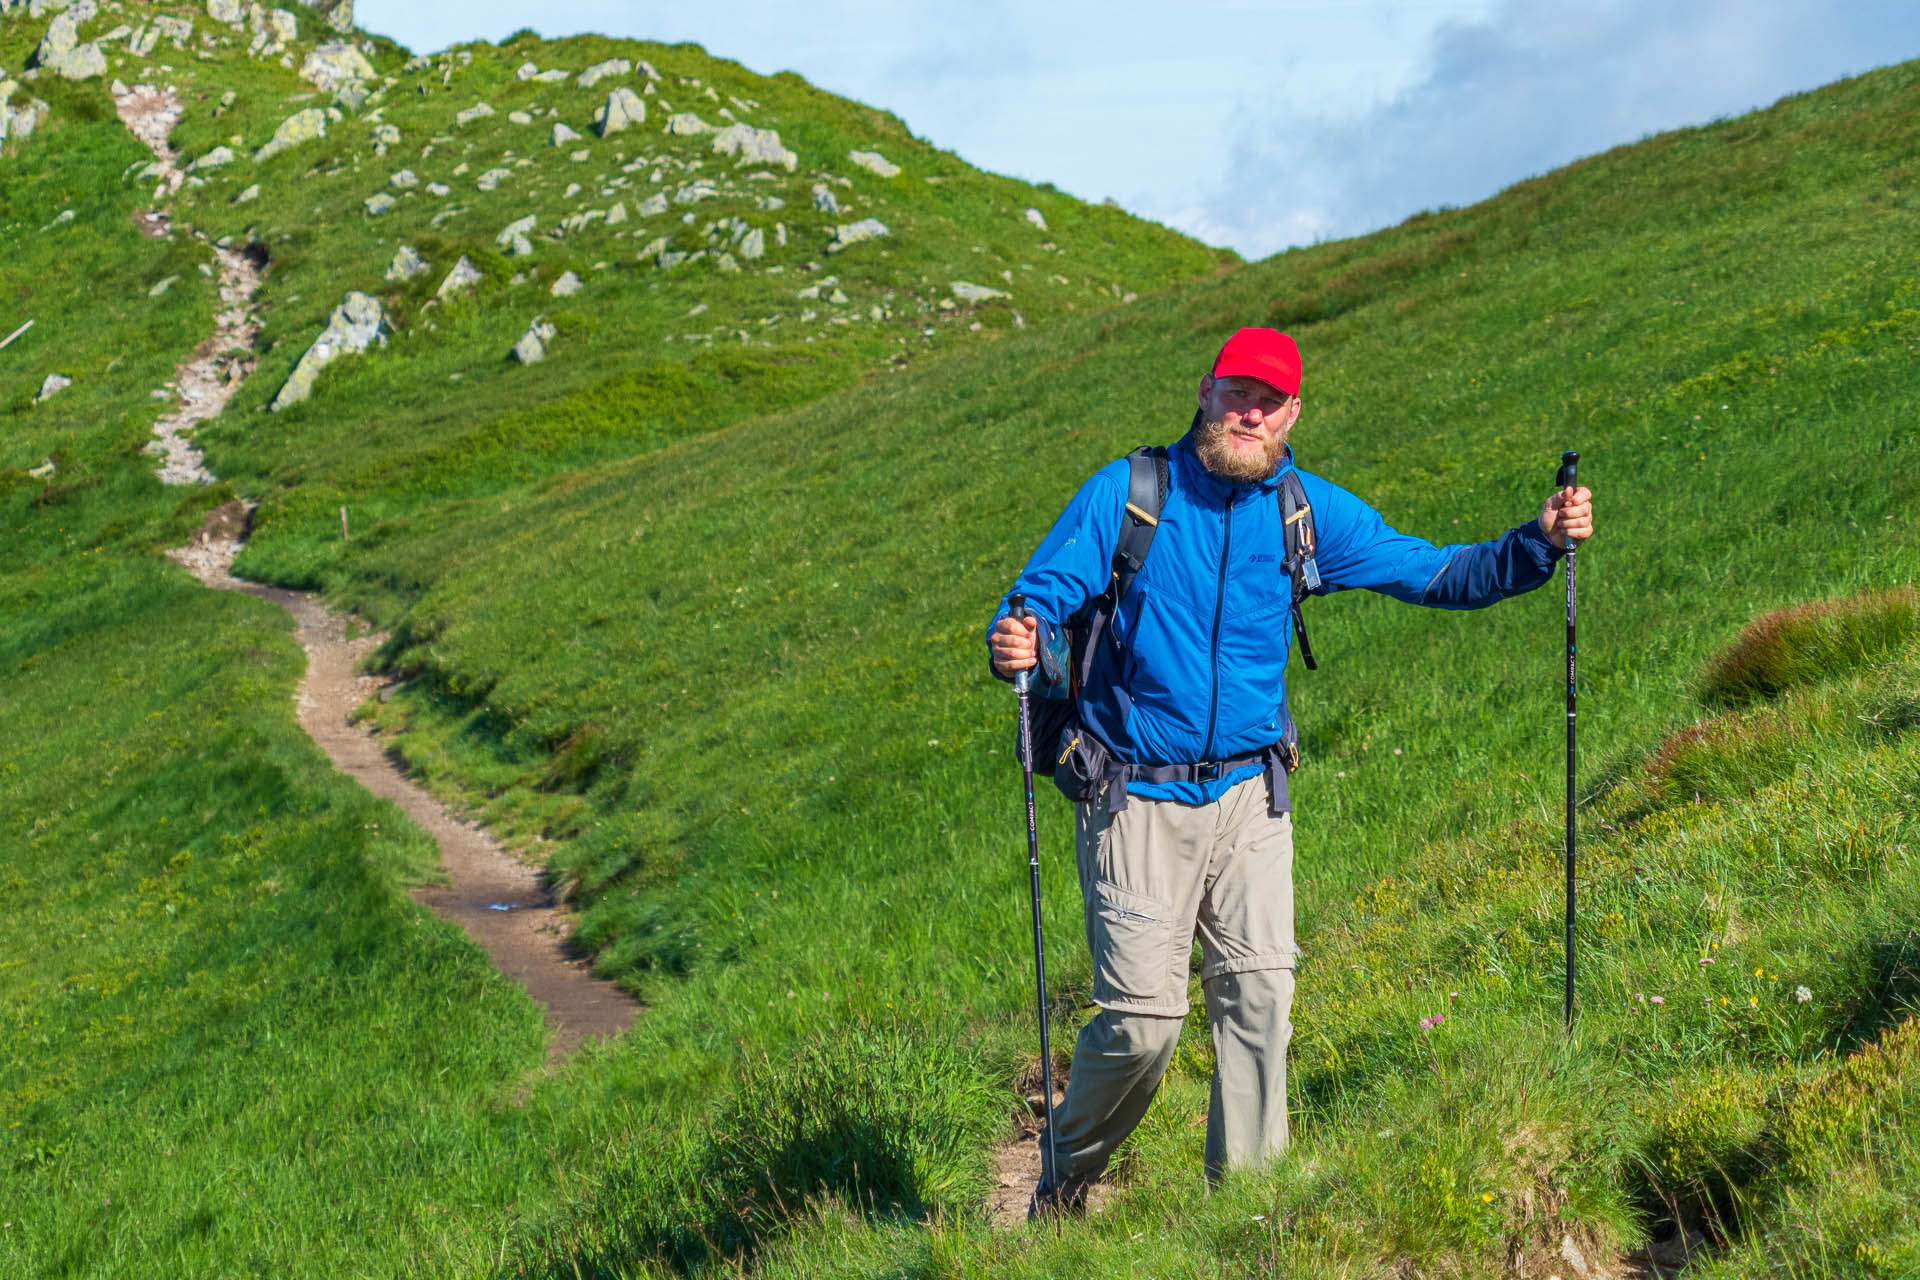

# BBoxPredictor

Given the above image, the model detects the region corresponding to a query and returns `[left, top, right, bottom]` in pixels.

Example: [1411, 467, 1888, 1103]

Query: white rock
[576, 57, 628, 88]
[663, 112, 712, 136]
[739, 227, 765, 259]
[811, 183, 841, 214]
[298, 41, 372, 92]
[951, 280, 1010, 302]
[592, 86, 644, 137]
[455, 101, 494, 127]
[389, 168, 417, 188]
[514, 61, 539, 81]
[1025, 206, 1048, 231]
[533, 69, 569, 83]
[254, 107, 327, 162]
[148, 275, 180, 296]
[847, 149, 899, 178]
[436, 255, 482, 297]
[364, 192, 395, 216]
[385, 244, 428, 280]
[550, 270, 582, 297]
[637, 193, 667, 217]
[36, 373, 72, 401]
[551, 121, 581, 147]
[271, 291, 388, 411]
[207, 0, 243, 24]
[826, 218, 888, 253]
[154, 15, 193, 46]
[509, 315, 557, 363]
[187, 144, 235, 171]
[232, 183, 260, 203]
[475, 167, 512, 191]
[605, 201, 627, 225]
[570, 149, 590, 162]
[712, 123, 795, 171]
[495, 213, 536, 248]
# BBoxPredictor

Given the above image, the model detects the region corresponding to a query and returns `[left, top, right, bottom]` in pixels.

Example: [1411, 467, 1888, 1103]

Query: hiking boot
[1027, 1172, 1094, 1220]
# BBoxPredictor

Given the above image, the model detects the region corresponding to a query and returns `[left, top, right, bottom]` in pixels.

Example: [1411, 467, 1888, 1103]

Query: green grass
[5, 5, 1920, 1274]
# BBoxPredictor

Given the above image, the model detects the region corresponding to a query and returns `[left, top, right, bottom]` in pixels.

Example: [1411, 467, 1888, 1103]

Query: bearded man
[987, 328, 1594, 1211]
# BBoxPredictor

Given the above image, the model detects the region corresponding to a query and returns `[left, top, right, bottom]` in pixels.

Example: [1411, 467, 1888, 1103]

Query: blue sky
[356, 1, 1920, 259]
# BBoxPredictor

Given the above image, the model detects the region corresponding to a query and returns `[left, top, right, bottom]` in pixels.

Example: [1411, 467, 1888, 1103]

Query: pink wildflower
[1649, 995, 1665, 1006]
[1420, 1012, 1444, 1031]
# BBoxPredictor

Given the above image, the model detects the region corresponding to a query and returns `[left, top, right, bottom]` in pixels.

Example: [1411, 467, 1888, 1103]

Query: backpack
[1021, 445, 1324, 779]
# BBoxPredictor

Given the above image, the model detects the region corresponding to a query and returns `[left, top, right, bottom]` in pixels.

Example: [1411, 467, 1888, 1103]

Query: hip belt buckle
[1195, 759, 1223, 783]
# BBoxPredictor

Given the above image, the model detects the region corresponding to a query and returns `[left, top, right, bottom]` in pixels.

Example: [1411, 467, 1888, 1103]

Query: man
[987, 327, 1594, 1211]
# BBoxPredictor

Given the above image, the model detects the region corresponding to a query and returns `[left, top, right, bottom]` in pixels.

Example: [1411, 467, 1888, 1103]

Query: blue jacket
[992, 429, 1564, 806]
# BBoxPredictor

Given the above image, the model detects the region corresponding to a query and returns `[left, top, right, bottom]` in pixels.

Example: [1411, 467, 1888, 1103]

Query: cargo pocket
[1090, 878, 1175, 1012]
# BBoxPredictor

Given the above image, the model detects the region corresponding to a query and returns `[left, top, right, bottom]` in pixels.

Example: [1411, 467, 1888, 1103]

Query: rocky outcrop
[551, 121, 581, 147]
[591, 87, 644, 137]
[297, 0, 351, 33]
[254, 107, 326, 162]
[436, 255, 482, 298]
[848, 149, 899, 178]
[385, 245, 427, 280]
[455, 101, 495, 127]
[811, 183, 841, 214]
[36, 373, 72, 402]
[1025, 207, 1048, 231]
[712, 123, 796, 171]
[549, 270, 581, 297]
[664, 112, 713, 136]
[270, 291, 386, 411]
[825, 218, 888, 253]
[299, 41, 373, 92]
[509, 316, 556, 364]
[576, 58, 629, 88]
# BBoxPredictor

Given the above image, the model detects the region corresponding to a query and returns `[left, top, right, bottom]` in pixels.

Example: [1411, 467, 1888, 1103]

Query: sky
[355, 1, 1920, 260]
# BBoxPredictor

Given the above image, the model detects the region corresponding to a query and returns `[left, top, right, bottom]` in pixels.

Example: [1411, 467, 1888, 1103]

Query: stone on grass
[533, 68, 568, 83]
[386, 244, 428, 280]
[739, 227, 764, 259]
[187, 144, 235, 171]
[514, 61, 539, 81]
[426, 181, 449, 196]
[254, 107, 326, 162]
[371, 122, 400, 145]
[207, 0, 243, 23]
[300, 41, 374, 92]
[1024, 206, 1047, 231]
[847, 149, 899, 178]
[507, 109, 532, 125]
[389, 167, 418, 188]
[436, 255, 481, 297]
[232, 183, 260, 203]
[45, 42, 108, 80]
[36, 373, 72, 402]
[454, 101, 494, 127]
[576, 57, 629, 88]
[550, 269, 581, 297]
[825, 218, 888, 254]
[509, 315, 557, 364]
[271, 291, 387, 411]
[811, 182, 840, 214]
[302, 0, 355, 35]
[951, 280, 1009, 302]
[592, 86, 644, 137]
[675, 179, 717, 204]
[570, 148, 590, 162]
[364, 192, 395, 216]
[495, 213, 537, 249]
[663, 112, 712, 136]
[637, 192, 667, 217]
[551, 121, 581, 146]
[475, 167, 512, 191]
[148, 274, 180, 296]
[712, 123, 795, 171]
[154, 15, 193, 46]
[129, 25, 159, 56]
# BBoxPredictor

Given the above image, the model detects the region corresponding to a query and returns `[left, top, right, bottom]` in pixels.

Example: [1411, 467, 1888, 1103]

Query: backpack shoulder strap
[1277, 470, 1323, 670]
[1112, 445, 1168, 604]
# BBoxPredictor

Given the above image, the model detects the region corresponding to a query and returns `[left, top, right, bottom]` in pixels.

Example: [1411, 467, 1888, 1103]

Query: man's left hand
[1539, 485, 1594, 549]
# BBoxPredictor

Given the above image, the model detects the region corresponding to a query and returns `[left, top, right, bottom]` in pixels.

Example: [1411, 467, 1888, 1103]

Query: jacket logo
[1248, 553, 1277, 563]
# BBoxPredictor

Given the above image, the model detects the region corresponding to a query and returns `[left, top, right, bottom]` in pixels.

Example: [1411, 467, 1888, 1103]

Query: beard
[1193, 416, 1289, 483]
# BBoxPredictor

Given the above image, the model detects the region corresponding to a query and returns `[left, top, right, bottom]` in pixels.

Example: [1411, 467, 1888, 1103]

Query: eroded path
[173, 510, 639, 1061]
[120, 80, 636, 1061]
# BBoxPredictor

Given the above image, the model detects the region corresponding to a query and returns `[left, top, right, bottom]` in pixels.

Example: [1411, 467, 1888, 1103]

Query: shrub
[1698, 588, 1919, 706]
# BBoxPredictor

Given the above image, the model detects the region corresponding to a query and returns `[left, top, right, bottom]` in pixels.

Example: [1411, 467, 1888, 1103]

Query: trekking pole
[1557, 450, 1579, 1031]
[1009, 594, 1061, 1182]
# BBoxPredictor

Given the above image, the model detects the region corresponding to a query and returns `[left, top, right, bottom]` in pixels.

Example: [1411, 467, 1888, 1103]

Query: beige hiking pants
[1042, 775, 1296, 1185]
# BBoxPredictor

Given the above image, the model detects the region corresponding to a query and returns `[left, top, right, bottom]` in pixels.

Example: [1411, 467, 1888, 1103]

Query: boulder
[739, 227, 764, 259]
[533, 69, 568, 83]
[551, 121, 580, 146]
[825, 218, 888, 254]
[148, 274, 179, 296]
[129, 25, 159, 56]
[388, 167, 417, 187]
[363, 192, 394, 216]
[435, 255, 481, 297]
[576, 57, 629, 88]
[475, 167, 511, 191]
[30, 7, 84, 65]
[270, 291, 386, 410]
[36, 373, 71, 402]
[371, 122, 400, 145]
[454, 101, 494, 127]
[663, 112, 712, 136]
[385, 244, 427, 280]
[187, 144, 235, 171]
[154, 15, 193, 46]
[231, 183, 260, 203]
[509, 315, 556, 363]
[514, 61, 539, 80]
[1025, 206, 1047, 231]
[46, 42, 108, 80]
[266, 8, 297, 41]
[951, 280, 1009, 302]
[549, 270, 581, 297]
[711, 123, 795, 171]
[591, 86, 644, 137]
[298, 0, 352, 33]
[254, 107, 326, 161]
[507, 110, 532, 125]
[206, 0, 242, 24]
[637, 193, 667, 217]
[495, 213, 537, 248]
[810, 183, 841, 214]
[847, 149, 899, 178]
[425, 181, 449, 196]
[300, 41, 373, 91]
[604, 200, 627, 225]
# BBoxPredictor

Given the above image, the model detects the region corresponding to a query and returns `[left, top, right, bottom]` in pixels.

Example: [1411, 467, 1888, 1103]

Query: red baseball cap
[1211, 328, 1302, 397]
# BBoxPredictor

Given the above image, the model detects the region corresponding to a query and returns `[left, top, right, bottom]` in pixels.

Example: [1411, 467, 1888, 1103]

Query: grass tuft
[1698, 586, 1919, 706]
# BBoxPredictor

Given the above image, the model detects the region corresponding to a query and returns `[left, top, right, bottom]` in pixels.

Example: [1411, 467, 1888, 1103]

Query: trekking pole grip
[1010, 594, 1032, 694]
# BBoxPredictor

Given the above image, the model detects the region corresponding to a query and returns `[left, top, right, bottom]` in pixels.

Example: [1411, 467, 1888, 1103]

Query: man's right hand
[990, 613, 1040, 678]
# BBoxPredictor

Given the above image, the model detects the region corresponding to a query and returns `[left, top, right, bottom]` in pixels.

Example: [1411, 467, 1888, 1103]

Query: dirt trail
[118, 81, 637, 1062]
[172, 512, 640, 1061]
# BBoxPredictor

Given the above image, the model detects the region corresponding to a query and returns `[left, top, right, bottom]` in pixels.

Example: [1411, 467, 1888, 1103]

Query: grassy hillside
[3, 1, 1919, 1273]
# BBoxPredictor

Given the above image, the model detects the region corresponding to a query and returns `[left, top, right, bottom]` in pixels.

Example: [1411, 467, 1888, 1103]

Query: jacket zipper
[1202, 490, 1233, 761]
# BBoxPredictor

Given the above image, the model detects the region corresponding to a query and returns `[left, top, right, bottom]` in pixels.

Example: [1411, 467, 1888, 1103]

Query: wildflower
[1718, 997, 1728, 1006]
[1481, 1192, 1494, 1203]
[1448, 991, 1458, 1002]
[1754, 967, 1764, 978]
[1420, 1012, 1444, 1031]
[1393, 748, 1403, 756]
[1650, 995, 1665, 1006]
[1794, 985, 1812, 1004]
[1699, 956, 1715, 966]
[1748, 996, 1759, 1008]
